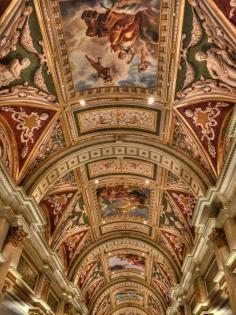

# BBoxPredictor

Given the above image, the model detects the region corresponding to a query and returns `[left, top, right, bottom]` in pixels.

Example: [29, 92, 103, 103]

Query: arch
[108, 304, 151, 315]
[89, 278, 166, 315]
[23, 137, 213, 202]
[68, 232, 180, 282]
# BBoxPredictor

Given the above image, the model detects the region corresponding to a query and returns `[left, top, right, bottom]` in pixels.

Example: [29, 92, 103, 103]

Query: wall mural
[108, 254, 145, 273]
[97, 185, 150, 219]
[59, 0, 160, 91]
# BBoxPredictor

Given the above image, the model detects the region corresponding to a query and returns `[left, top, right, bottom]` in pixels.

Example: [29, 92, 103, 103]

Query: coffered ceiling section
[0, 0, 235, 315]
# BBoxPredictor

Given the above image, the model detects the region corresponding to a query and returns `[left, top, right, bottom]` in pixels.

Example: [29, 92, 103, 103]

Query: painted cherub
[85, 55, 113, 83]
[138, 47, 152, 72]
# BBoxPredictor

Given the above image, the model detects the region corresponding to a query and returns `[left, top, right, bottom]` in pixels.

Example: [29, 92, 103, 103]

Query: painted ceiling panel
[59, 0, 160, 91]
[0, 0, 235, 314]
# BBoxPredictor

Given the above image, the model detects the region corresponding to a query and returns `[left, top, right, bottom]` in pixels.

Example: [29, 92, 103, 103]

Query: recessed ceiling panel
[97, 185, 150, 219]
[59, 0, 160, 91]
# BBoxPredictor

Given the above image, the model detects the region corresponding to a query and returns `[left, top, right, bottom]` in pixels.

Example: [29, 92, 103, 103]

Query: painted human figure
[0, 58, 30, 87]
[85, 55, 113, 83]
[195, 48, 236, 87]
[81, 9, 142, 64]
[138, 47, 152, 72]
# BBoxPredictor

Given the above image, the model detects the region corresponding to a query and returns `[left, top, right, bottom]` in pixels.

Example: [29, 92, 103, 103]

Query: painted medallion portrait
[59, 0, 160, 91]
[109, 254, 145, 273]
[96, 185, 150, 218]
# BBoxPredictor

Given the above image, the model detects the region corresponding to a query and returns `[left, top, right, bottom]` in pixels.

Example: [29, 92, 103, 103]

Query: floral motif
[170, 191, 196, 225]
[85, 277, 104, 305]
[20, 7, 38, 54]
[27, 122, 65, 173]
[173, 119, 209, 170]
[160, 193, 193, 247]
[1, 107, 49, 158]
[0, 6, 32, 58]
[89, 158, 154, 178]
[152, 257, 174, 306]
[180, 9, 203, 89]
[167, 171, 188, 190]
[43, 192, 74, 226]
[63, 231, 87, 263]
[184, 102, 229, 157]
[0, 125, 13, 174]
[77, 260, 98, 289]
[161, 230, 185, 265]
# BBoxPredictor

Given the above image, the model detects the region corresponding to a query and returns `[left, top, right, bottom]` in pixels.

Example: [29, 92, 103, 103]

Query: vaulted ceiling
[0, 0, 235, 314]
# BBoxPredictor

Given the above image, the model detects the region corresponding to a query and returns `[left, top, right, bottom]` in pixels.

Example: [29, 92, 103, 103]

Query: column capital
[6, 226, 27, 247]
[64, 303, 73, 313]
[209, 228, 228, 249]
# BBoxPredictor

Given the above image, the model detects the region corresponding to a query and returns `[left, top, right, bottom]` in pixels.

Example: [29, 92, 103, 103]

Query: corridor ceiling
[0, 0, 235, 314]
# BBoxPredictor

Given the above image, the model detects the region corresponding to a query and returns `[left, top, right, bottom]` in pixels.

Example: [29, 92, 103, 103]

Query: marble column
[56, 300, 65, 315]
[209, 228, 236, 314]
[194, 275, 208, 304]
[34, 273, 50, 301]
[0, 226, 27, 294]
[0, 217, 9, 253]
[224, 218, 236, 252]
[184, 303, 192, 315]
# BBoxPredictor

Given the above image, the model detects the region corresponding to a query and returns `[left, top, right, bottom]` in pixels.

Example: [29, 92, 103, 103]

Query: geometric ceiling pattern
[0, 0, 235, 314]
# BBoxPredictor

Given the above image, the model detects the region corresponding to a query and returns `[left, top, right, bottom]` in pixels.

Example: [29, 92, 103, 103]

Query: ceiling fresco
[0, 0, 235, 314]
[97, 185, 150, 219]
[59, 0, 160, 91]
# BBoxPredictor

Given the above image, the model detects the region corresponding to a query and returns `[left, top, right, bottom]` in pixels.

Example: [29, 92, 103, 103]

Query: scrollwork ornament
[188, 0, 236, 53]
[0, 82, 56, 103]
[0, 6, 32, 59]
[177, 76, 236, 100]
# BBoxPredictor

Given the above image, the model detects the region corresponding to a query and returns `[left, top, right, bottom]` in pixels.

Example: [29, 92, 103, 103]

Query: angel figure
[85, 55, 113, 83]
[195, 48, 236, 87]
[138, 47, 152, 72]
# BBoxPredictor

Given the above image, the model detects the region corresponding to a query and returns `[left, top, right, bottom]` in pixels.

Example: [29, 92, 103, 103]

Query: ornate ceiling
[0, 0, 235, 314]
